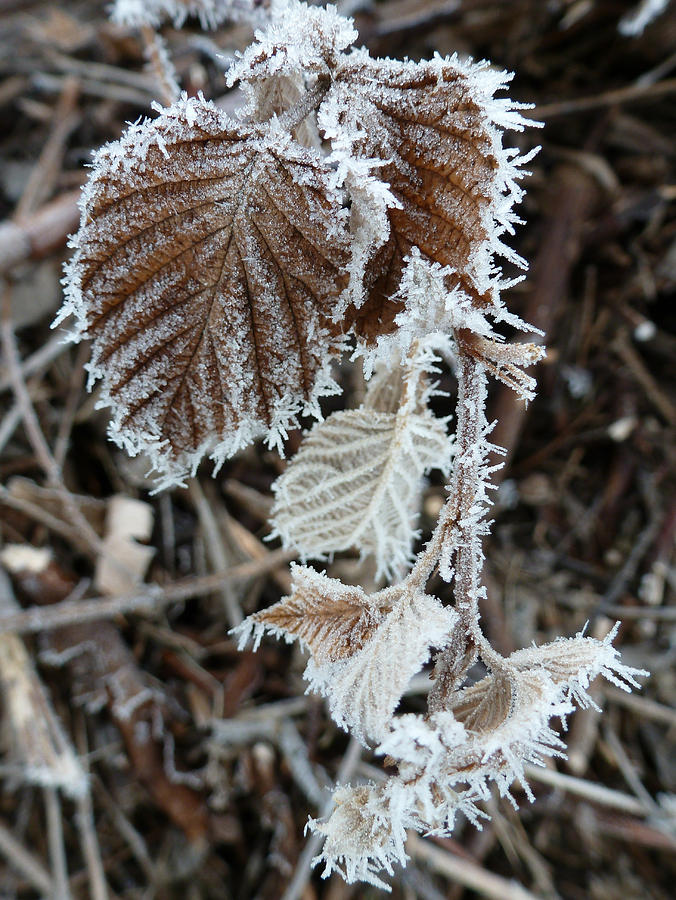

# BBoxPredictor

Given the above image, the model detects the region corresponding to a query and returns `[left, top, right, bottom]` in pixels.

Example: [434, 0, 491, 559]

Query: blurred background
[0, 1, 674, 898]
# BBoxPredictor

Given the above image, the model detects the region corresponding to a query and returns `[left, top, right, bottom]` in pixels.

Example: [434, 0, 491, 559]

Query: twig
[75, 789, 109, 900]
[45, 787, 72, 900]
[1, 283, 105, 558]
[189, 479, 243, 627]
[613, 331, 676, 425]
[280, 737, 362, 900]
[94, 780, 156, 883]
[0, 189, 81, 274]
[32, 72, 153, 108]
[0, 402, 21, 455]
[74, 720, 109, 900]
[14, 76, 80, 221]
[0, 547, 295, 635]
[0, 484, 86, 547]
[407, 833, 539, 900]
[140, 25, 180, 106]
[597, 603, 676, 621]
[603, 724, 658, 812]
[522, 764, 648, 817]
[532, 76, 676, 118]
[0, 817, 52, 896]
[604, 685, 676, 728]
[53, 343, 88, 468]
[0, 330, 69, 394]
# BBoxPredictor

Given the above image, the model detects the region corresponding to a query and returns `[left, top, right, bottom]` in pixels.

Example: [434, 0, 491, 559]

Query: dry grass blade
[59, 95, 350, 483]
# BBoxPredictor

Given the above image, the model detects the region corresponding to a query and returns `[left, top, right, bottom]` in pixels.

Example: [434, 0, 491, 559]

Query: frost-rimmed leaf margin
[55, 92, 350, 490]
[234, 564, 458, 743]
[309, 626, 648, 890]
[317, 47, 544, 365]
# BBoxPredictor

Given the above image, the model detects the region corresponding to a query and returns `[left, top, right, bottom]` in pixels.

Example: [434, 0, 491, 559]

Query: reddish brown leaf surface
[329, 56, 499, 341]
[62, 97, 349, 481]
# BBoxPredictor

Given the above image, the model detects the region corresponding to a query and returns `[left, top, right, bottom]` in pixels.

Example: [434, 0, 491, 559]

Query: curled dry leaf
[317, 51, 539, 346]
[244, 564, 394, 665]
[325, 54, 521, 340]
[57, 95, 350, 485]
[445, 670, 514, 734]
[270, 405, 451, 580]
[237, 565, 456, 742]
[455, 329, 545, 401]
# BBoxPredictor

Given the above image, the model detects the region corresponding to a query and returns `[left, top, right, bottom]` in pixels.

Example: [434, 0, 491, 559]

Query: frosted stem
[140, 26, 180, 106]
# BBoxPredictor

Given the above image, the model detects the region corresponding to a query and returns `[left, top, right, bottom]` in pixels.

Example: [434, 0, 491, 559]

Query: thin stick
[0, 817, 53, 894]
[522, 764, 647, 817]
[53, 343, 88, 469]
[14, 76, 80, 221]
[0, 484, 86, 548]
[407, 833, 539, 900]
[0, 547, 296, 635]
[1, 283, 105, 558]
[0, 189, 81, 275]
[0, 402, 21, 455]
[280, 737, 362, 900]
[74, 719, 109, 900]
[140, 25, 180, 106]
[75, 789, 109, 900]
[189, 479, 243, 627]
[604, 685, 676, 728]
[532, 76, 676, 119]
[0, 330, 68, 394]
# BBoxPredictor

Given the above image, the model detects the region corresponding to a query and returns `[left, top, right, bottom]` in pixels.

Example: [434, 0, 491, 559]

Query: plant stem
[404, 352, 507, 708]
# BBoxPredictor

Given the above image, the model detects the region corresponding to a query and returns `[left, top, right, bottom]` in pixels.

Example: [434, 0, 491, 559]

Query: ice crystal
[111, 0, 264, 30]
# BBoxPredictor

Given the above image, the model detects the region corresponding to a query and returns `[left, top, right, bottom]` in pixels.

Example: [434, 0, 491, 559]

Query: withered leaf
[455, 329, 545, 401]
[249, 565, 392, 666]
[325, 54, 511, 341]
[270, 405, 451, 581]
[445, 672, 514, 735]
[242, 565, 457, 741]
[60, 96, 350, 483]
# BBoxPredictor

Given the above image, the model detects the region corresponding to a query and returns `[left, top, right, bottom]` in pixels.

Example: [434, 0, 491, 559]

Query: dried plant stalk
[54, 0, 647, 890]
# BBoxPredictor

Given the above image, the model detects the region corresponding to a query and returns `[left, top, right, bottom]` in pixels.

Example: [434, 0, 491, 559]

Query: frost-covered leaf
[242, 564, 393, 664]
[228, 1, 357, 88]
[456, 329, 544, 401]
[444, 670, 513, 734]
[509, 623, 648, 704]
[270, 404, 451, 581]
[309, 782, 411, 890]
[237, 566, 457, 742]
[383, 628, 648, 812]
[226, 2, 357, 142]
[304, 589, 456, 742]
[57, 94, 350, 486]
[320, 52, 537, 341]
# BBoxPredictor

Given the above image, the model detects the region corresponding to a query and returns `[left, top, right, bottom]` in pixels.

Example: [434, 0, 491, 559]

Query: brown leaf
[446, 672, 514, 735]
[61, 96, 350, 482]
[328, 56, 501, 341]
[251, 565, 392, 665]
